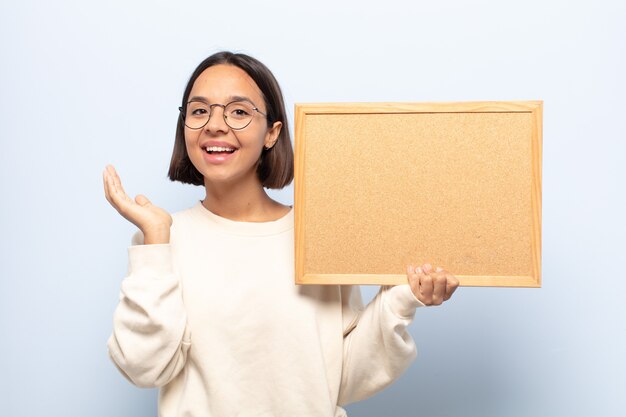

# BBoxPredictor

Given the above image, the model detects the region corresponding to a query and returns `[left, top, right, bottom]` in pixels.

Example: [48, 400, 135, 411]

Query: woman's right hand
[103, 165, 173, 244]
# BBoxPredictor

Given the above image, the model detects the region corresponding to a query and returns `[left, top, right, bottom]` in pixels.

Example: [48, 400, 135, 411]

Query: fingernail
[407, 265, 414, 274]
[436, 267, 443, 272]
[416, 267, 423, 274]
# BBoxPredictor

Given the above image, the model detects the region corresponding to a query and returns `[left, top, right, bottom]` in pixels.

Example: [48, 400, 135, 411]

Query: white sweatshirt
[108, 202, 424, 417]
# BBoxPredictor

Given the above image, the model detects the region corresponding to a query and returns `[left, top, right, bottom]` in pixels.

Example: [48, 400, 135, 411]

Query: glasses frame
[178, 100, 268, 131]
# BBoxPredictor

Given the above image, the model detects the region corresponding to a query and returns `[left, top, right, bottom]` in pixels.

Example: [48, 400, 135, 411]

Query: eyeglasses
[179, 100, 267, 130]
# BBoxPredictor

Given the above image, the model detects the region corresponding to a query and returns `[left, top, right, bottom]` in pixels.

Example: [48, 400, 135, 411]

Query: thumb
[135, 194, 152, 207]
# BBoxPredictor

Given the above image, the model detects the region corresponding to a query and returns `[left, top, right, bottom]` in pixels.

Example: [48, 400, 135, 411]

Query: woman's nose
[205, 105, 230, 133]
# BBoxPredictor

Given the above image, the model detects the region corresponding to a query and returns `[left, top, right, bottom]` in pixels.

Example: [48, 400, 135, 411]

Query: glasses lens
[185, 101, 210, 129]
[224, 101, 255, 130]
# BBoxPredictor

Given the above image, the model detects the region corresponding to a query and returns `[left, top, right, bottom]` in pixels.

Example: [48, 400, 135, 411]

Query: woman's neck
[202, 177, 289, 222]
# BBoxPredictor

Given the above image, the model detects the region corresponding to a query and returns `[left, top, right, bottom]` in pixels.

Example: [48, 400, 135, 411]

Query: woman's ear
[264, 121, 283, 149]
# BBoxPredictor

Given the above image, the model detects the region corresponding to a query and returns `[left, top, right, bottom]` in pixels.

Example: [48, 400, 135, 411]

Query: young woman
[103, 51, 459, 417]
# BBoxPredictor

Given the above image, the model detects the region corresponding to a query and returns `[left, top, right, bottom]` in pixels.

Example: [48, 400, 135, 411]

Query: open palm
[103, 165, 172, 244]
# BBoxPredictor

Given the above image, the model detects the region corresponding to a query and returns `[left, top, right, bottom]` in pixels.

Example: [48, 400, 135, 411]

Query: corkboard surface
[294, 102, 542, 287]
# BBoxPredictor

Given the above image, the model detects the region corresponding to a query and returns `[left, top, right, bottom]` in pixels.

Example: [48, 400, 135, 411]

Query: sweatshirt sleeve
[107, 240, 191, 388]
[337, 284, 424, 405]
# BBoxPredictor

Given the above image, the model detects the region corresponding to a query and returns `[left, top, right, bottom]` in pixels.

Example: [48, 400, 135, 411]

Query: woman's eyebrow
[187, 95, 256, 104]
[188, 96, 209, 103]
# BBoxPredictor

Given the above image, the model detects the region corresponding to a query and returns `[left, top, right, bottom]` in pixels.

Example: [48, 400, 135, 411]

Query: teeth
[205, 146, 235, 153]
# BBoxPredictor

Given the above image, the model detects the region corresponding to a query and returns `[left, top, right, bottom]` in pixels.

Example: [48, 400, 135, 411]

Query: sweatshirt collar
[192, 201, 293, 237]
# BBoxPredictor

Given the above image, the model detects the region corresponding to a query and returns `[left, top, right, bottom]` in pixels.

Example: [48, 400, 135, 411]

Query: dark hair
[168, 51, 294, 189]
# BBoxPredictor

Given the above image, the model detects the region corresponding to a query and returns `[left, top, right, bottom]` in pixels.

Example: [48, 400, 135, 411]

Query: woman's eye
[226, 101, 253, 118]
[191, 108, 208, 116]
[233, 109, 250, 116]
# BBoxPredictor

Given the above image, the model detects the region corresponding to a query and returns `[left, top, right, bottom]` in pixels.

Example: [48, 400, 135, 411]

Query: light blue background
[1, 0, 624, 416]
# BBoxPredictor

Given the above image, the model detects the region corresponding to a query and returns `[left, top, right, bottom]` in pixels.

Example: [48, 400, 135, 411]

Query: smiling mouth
[203, 146, 237, 154]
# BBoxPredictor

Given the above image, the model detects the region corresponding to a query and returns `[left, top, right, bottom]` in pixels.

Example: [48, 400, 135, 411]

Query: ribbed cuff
[386, 284, 425, 318]
[127, 244, 174, 279]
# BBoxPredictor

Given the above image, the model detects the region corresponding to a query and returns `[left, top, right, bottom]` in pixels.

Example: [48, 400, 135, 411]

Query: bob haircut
[168, 51, 294, 189]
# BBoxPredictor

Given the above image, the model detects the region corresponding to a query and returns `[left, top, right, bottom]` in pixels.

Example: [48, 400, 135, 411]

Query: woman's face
[184, 64, 282, 188]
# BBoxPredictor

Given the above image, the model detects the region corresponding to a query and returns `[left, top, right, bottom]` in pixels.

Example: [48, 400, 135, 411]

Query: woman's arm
[107, 238, 190, 388]
[103, 165, 190, 387]
[337, 284, 421, 405]
[337, 264, 458, 405]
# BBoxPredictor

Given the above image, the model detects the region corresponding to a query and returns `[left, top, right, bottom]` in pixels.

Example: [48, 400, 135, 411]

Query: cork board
[294, 101, 542, 287]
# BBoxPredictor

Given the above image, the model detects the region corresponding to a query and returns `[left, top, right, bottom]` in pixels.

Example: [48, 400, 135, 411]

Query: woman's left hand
[407, 264, 459, 306]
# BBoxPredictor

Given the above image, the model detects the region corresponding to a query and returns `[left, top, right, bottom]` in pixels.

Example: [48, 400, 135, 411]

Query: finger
[432, 271, 447, 306]
[106, 166, 133, 209]
[444, 274, 460, 301]
[422, 263, 433, 274]
[135, 194, 152, 207]
[107, 165, 127, 197]
[103, 167, 124, 207]
[104, 170, 121, 208]
[105, 165, 121, 196]
[406, 265, 419, 296]
[419, 271, 434, 305]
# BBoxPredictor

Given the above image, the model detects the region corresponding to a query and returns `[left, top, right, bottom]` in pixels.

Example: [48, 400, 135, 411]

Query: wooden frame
[294, 101, 542, 287]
